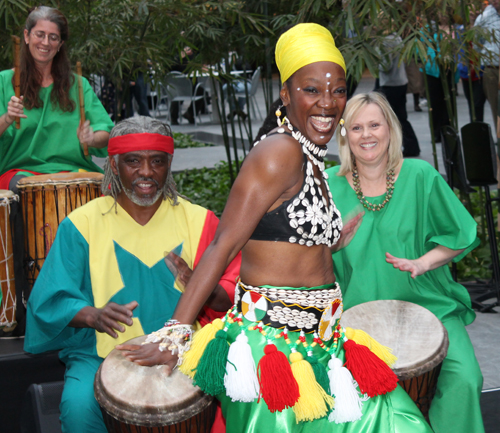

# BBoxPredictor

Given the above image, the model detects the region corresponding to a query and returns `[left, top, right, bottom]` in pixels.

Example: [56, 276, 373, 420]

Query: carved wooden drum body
[341, 300, 448, 420]
[0, 190, 18, 329]
[17, 172, 103, 289]
[95, 336, 216, 433]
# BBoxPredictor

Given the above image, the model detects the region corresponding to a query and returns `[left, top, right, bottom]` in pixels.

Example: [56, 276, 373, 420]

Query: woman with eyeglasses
[0, 6, 113, 191]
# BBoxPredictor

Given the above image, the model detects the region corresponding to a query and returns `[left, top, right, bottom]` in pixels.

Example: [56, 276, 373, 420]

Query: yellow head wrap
[275, 23, 346, 84]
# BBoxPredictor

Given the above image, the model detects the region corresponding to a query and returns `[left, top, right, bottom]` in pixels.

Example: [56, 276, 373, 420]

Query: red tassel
[343, 339, 399, 398]
[257, 343, 300, 412]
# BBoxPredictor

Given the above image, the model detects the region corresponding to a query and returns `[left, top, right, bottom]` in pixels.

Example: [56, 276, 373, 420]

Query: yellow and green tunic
[24, 196, 239, 433]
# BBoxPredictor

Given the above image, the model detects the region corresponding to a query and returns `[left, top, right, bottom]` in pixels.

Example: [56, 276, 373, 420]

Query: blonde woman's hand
[385, 253, 426, 279]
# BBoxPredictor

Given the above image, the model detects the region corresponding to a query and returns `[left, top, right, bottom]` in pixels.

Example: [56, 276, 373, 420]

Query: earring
[339, 118, 346, 137]
[275, 105, 283, 127]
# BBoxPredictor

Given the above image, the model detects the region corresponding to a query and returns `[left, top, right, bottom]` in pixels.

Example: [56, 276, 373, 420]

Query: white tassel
[327, 356, 364, 423]
[224, 332, 260, 402]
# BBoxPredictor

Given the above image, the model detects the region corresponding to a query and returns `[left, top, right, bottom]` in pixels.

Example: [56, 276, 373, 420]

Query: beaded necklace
[352, 163, 395, 211]
[283, 117, 327, 170]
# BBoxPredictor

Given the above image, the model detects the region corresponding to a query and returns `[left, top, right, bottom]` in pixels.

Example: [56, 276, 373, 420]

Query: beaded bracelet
[143, 323, 194, 360]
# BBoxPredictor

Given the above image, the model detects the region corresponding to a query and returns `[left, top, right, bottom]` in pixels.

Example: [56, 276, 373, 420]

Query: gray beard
[118, 176, 162, 207]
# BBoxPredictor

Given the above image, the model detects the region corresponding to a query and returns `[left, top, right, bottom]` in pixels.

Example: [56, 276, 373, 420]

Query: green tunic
[327, 159, 484, 433]
[0, 69, 113, 175]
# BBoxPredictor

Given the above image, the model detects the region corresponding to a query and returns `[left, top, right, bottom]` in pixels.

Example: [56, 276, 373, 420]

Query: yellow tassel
[289, 351, 334, 422]
[345, 327, 397, 367]
[179, 318, 224, 378]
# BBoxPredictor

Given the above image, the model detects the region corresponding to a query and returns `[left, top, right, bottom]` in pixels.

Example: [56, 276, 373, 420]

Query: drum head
[341, 300, 448, 381]
[0, 190, 15, 200]
[17, 172, 103, 187]
[95, 336, 214, 427]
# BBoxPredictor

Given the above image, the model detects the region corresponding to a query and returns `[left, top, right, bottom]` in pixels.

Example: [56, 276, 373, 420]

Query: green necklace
[352, 163, 395, 211]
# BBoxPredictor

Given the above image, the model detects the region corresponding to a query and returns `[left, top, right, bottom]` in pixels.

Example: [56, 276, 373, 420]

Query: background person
[0, 6, 113, 192]
[327, 92, 484, 433]
[24, 116, 240, 433]
[120, 24, 432, 433]
[474, 0, 500, 132]
[377, 33, 420, 157]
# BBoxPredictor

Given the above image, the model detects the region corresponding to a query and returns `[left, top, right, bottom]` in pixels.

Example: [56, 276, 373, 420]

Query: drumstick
[11, 36, 21, 130]
[76, 62, 89, 156]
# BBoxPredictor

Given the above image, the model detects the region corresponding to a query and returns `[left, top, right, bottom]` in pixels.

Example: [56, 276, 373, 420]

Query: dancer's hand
[331, 211, 364, 252]
[116, 342, 178, 375]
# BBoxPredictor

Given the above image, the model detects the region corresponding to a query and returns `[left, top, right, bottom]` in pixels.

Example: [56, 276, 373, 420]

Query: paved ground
[100, 72, 500, 392]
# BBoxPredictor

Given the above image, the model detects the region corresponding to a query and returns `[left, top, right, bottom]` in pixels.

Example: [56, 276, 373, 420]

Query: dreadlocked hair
[101, 116, 178, 205]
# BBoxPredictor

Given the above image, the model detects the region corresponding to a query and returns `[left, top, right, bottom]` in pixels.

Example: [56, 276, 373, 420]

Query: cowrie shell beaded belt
[235, 281, 343, 337]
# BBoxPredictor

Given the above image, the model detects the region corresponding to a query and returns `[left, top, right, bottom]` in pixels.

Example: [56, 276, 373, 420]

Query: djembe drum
[0, 190, 18, 330]
[341, 300, 448, 420]
[95, 336, 216, 433]
[17, 172, 103, 289]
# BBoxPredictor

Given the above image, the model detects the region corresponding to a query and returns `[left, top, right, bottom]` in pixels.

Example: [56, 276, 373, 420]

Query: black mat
[482, 388, 500, 433]
[0, 338, 65, 433]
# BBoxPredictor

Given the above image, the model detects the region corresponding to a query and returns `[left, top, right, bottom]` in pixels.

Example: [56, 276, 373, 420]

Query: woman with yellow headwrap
[121, 23, 432, 433]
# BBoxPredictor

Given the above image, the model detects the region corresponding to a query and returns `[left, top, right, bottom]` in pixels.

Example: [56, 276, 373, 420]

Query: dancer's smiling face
[280, 61, 347, 146]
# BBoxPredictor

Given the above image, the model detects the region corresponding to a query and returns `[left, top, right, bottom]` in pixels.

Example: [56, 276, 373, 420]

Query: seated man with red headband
[24, 116, 241, 433]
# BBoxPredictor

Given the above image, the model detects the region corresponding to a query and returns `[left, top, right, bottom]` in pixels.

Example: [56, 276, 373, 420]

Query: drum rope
[0, 197, 18, 327]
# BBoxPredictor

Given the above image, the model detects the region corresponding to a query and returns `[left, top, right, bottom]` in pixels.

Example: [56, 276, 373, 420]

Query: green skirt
[182, 282, 433, 433]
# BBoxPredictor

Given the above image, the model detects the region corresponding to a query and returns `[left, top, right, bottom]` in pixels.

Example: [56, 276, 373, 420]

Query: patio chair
[165, 72, 205, 126]
[234, 66, 263, 120]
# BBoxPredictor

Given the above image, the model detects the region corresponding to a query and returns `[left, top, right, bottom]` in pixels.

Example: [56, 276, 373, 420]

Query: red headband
[107, 133, 174, 156]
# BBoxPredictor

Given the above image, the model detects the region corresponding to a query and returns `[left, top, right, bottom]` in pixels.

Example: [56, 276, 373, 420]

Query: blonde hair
[337, 92, 403, 176]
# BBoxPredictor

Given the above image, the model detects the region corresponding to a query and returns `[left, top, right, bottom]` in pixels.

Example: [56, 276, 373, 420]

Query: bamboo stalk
[76, 61, 89, 156]
[11, 36, 21, 130]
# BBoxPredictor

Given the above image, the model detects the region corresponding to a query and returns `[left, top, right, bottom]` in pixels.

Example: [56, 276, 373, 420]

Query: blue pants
[60, 355, 107, 433]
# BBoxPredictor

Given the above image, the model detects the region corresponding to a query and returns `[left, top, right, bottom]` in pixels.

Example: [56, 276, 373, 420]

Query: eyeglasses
[30, 30, 61, 44]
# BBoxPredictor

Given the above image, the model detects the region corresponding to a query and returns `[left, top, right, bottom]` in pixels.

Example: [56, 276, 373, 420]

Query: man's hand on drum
[164, 251, 193, 290]
[117, 342, 179, 374]
[70, 301, 138, 338]
[92, 301, 139, 337]
[5, 95, 27, 124]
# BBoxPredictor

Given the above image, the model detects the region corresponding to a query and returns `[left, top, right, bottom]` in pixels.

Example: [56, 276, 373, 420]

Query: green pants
[428, 319, 485, 433]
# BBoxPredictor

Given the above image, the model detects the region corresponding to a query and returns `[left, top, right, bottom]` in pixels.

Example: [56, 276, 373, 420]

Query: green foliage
[172, 132, 210, 149]
[455, 189, 499, 282]
[173, 160, 237, 217]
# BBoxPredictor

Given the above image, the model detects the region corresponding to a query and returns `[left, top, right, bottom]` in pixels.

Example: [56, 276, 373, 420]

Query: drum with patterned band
[0, 190, 18, 330]
[17, 172, 103, 289]
[341, 300, 448, 420]
[95, 335, 216, 433]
